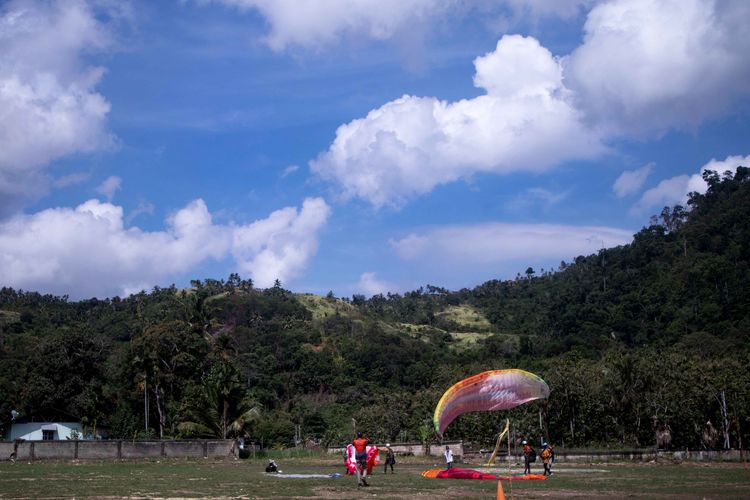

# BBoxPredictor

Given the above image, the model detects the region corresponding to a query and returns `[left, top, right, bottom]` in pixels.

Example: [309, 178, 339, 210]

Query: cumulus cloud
[212, 0, 453, 51]
[630, 175, 692, 216]
[214, 0, 604, 52]
[96, 175, 121, 201]
[310, 0, 750, 208]
[631, 154, 750, 215]
[565, 0, 750, 134]
[613, 163, 653, 198]
[389, 222, 633, 282]
[355, 271, 395, 297]
[0, 0, 114, 216]
[231, 197, 331, 287]
[311, 35, 605, 208]
[0, 197, 330, 298]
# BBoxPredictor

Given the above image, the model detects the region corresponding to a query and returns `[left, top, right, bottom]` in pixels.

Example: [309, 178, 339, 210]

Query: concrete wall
[121, 441, 163, 459]
[468, 449, 747, 464]
[206, 440, 234, 457]
[5, 439, 741, 463]
[548, 449, 746, 463]
[164, 440, 203, 458]
[0, 439, 234, 461]
[78, 441, 120, 459]
[34, 441, 77, 460]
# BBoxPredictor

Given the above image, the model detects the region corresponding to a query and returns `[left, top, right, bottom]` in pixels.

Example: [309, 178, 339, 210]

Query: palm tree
[178, 362, 260, 438]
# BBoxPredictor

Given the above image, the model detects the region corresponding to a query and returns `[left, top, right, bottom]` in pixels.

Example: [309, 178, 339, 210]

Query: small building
[8, 422, 84, 441]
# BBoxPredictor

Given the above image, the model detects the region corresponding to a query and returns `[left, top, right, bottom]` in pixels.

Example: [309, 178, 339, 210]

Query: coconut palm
[178, 361, 260, 438]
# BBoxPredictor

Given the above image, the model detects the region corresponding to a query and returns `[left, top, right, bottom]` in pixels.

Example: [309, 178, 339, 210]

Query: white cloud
[212, 0, 453, 52]
[355, 271, 395, 297]
[389, 222, 633, 281]
[391, 223, 632, 263]
[96, 175, 121, 201]
[613, 163, 653, 198]
[53, 171, 90, 189]
[230, 197, 331, 288]
[311, 1, 750, 208]
[0, 0, 115, 216]
[631, 154, 750, 215]
[214, 0, 603, 53]
[0, 197, 330, 298]
[125, 200, 155, 225]
[311, 35, 605, 208]
[630, 175, 692, 216]
[280, 164, 299, 178]
[699, 155, 750, 179]
[565, 0, 750, 134]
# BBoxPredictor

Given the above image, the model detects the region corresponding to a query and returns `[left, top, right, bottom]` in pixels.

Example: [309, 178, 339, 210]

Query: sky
[1, 0, 749, 300]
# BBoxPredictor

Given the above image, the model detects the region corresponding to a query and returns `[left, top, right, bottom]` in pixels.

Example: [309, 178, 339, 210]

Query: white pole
[144, 375, 149, 432]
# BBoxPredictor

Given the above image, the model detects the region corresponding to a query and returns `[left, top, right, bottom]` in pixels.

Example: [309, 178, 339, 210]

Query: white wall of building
[9, 422, 83, 440]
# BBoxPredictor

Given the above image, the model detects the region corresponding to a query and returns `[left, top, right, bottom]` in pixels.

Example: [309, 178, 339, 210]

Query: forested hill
[1, 168, 748, 450]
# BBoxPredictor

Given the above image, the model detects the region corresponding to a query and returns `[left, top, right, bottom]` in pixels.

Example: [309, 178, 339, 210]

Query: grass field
[1, 455, 749, 499]
[434, 305, 493, 332]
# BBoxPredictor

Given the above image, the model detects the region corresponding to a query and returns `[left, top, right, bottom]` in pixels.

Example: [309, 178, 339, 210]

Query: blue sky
[1, 0, 749, 299]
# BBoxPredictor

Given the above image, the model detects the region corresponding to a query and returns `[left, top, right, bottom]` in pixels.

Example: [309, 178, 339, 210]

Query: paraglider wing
[422, 468, 547, 481]
[433, 369, 550, 437]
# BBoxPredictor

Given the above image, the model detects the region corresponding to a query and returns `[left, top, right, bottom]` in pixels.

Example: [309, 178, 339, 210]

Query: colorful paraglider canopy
[433, 369, 550, 437]
[422, 468, 546, 481]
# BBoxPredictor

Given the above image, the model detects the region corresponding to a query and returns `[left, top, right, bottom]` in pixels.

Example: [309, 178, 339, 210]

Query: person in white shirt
[444, 446, 453, 469]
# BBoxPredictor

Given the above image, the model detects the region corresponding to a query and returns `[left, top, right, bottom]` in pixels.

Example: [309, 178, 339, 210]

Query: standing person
[384, 443, 396, 473]
[522, 440, 535, 475]
[352, 431, 370, 487]
[444, 445, 454, 469]
[548, 443, 555, 474]
[541, 442, 553, 476]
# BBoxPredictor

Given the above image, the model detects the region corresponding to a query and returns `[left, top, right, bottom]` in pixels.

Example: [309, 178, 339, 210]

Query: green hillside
[0, 167, 748, 450]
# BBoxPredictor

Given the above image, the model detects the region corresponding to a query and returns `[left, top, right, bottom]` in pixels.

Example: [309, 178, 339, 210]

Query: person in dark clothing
[383, 444, 395, 473]
[265, 459, 278, 473]
[522, 440, 535, 475]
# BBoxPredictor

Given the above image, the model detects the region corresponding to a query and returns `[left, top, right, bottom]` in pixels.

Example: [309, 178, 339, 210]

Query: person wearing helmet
[352, 431, 370, 487]
[384, 443, 395, 473]
[541, 442, 554, 476]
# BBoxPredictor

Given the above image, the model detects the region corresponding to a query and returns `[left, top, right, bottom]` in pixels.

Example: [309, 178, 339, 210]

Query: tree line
[0, 168, 748, 450]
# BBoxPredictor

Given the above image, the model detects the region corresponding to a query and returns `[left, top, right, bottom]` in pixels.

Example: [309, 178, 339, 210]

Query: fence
[464, 448, 747, 463]
[2, 439, 744, 463]
[0, 439, 235, 461]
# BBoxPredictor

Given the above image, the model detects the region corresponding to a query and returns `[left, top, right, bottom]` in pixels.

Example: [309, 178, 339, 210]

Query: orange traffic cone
[497, 479, 506, 500]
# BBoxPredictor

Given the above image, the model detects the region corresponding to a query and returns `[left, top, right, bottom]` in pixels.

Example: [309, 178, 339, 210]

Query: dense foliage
[1, 168, 748, 450]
